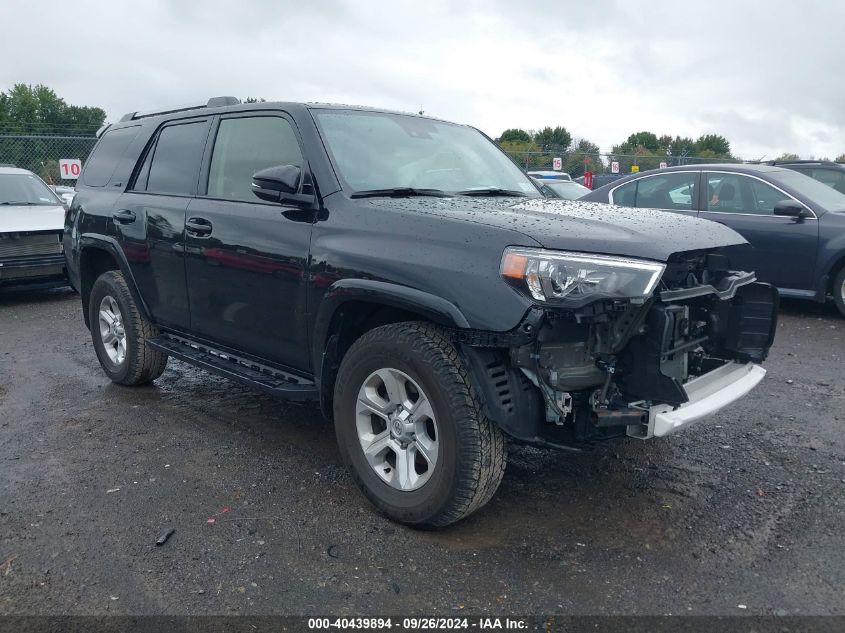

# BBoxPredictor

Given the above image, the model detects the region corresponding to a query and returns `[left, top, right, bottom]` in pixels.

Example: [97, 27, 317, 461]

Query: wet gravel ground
[0, 286, 843, 617]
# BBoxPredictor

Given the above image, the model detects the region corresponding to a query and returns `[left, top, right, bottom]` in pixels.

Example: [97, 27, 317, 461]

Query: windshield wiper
[0, 201, 39, 206]
[351, 187, 450, 199]
[456, 187, 526, 197]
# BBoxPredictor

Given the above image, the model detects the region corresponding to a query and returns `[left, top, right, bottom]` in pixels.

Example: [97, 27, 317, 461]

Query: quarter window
[139, 121, 209, 195]
[206, 116, 303, 202]
[82, 126, 140, 187]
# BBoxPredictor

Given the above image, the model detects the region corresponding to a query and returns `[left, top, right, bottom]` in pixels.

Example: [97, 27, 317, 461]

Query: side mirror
[773, 199, 809, 218]
[252, 165, 315, 207]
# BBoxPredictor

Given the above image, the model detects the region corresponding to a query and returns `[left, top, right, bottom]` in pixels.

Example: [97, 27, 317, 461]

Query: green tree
[243, 97, 266, 103]
[563, 139, 604, 177]
[498, 128, 531, 143]
[661, 135, 695, 159]
[533, 126, 572, 151]
[835, 153, 845, 163]
[695, 134, 731, 157]
[0, 83, 105, 135]
[777, 152, 800, 161]
[624, 131, 660, 152]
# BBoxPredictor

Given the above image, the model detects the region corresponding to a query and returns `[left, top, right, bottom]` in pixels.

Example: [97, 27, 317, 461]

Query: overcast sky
[3, 0, 843, 159]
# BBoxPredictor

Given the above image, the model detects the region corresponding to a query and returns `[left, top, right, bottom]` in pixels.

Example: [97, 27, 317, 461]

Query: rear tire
[333, 322, 506, 527]
[834, 267, 845, 317]
[88, 270, 168, 385]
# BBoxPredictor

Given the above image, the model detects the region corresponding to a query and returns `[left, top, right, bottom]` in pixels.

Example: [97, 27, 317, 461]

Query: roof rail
[118, 96, 242, 122]
[769, 159, 840, 166]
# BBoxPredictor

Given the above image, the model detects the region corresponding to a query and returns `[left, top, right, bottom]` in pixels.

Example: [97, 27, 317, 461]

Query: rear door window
[634, 173, 696, 210]
[136, 120, 210, 196]
[82, 126, 141, 187]
[611, 180, 637, 206]
[611, 172, 697, 210]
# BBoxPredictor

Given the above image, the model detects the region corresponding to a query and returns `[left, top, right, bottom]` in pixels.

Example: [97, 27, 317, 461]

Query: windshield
[545, 181, 590, 200]
[769, 169, 845, 212]
[0, 173, 62, 206]
[314, 110, 541, 197]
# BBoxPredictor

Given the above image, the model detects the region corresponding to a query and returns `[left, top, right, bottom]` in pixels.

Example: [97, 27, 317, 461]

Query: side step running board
[148, 334, 318, 402]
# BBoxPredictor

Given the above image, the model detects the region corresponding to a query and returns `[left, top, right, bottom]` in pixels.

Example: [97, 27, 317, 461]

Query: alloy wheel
[355, 368, 439, 491]
[98, 295, 127, 365]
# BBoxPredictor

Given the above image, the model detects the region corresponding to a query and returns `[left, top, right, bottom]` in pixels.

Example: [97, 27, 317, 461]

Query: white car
[52, 185, 77, 208]
[0, 166, 68, 287]
[527, 170, 572, 181]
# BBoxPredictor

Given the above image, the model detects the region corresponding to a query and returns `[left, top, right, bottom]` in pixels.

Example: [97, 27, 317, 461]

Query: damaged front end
[465, 249, 778, 450]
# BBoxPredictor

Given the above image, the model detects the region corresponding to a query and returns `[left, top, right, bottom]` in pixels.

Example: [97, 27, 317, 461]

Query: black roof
[116, 96, 450, 127]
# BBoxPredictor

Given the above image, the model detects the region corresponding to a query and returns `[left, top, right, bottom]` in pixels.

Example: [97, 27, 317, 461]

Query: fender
[78, 234, 153, 325]
[815, 242, 845, 300]
[312, 278, 471, 413]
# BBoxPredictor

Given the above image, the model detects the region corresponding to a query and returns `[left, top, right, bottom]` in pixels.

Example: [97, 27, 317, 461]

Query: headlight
[501, 247, 665, 307]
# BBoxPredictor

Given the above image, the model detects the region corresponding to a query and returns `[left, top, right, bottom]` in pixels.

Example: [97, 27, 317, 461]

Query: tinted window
[144, 121, 208, 195]
[704, 173, 748, 213]
[611, 173, 696, 210]
[611, 180, 637, 206]
[207, 116, 303, 201]
[634, 173, 696, 210]
[82, 126, 140, 187]
[748, 178, 791, 214]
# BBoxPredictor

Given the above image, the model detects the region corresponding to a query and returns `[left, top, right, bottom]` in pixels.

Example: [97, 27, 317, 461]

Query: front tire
[333, 322, 506, 526]
[833, 267, 845, 317]
[88, 270, 168, 385]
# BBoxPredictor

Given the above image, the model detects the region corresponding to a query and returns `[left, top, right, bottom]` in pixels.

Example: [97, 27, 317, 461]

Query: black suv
[65, 98, 778, 526]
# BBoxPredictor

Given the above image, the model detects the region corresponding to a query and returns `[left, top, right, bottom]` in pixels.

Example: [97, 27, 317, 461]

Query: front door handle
[112, 209, 136, 224]
[186, 217, 212, 237]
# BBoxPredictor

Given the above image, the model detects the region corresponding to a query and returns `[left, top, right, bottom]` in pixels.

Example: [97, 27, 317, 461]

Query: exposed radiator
[0, 233, 62, 259]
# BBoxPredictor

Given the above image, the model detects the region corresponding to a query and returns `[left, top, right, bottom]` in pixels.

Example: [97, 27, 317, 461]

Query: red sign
[584, 171, 593, 189]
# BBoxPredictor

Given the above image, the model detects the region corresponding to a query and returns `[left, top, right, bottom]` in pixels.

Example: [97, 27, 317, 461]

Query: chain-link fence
[0, 134, 97, 185]
[503, 150, 741, 180]
[0, 133, 745, 189]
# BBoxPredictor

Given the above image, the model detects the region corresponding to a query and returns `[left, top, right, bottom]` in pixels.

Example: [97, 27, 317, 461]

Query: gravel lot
[0, 286, 843, 617]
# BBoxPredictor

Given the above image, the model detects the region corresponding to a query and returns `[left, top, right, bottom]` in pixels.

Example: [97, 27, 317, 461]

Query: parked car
[764, 160, 845, 195]
[581, 163, 845, 315]
[52, 185, 77, 208]
[527, 170, 571, 181]
[66, 98, 777, 526]
[0, 166, 68, 288]
[532, 177, 590, 200]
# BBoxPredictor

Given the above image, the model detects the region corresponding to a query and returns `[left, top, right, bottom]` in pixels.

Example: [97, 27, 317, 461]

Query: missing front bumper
[627, 361, 766, 439]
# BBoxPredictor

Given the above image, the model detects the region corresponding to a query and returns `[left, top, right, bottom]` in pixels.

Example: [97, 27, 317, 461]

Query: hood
[367, 197, 746, 261]
[0, 204, 65, 233]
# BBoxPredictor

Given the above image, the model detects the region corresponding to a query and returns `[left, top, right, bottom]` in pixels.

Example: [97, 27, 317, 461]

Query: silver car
[0, 166, 68, 287]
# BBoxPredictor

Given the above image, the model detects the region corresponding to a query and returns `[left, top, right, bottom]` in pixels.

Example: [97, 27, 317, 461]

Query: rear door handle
[112, 209, 136, 224]
[186, 217, 213, 237]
